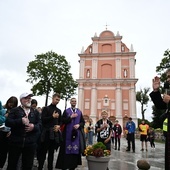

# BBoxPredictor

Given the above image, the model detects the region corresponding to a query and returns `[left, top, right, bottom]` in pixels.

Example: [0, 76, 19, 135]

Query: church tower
[77, 29, 138, 128]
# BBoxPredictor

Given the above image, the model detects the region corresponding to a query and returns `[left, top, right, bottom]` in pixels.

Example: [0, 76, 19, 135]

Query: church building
[77, 29, 138, 129]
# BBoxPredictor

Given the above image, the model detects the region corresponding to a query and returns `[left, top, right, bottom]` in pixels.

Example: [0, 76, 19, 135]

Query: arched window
[123, 69, 127, 78]
[121, 45, 125, 52]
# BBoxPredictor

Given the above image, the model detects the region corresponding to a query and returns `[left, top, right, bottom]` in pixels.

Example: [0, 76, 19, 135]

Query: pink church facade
[77, 29, 138, 129]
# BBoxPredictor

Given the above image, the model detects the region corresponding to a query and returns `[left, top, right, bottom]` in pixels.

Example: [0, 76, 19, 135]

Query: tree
[156, 49, 170, 83]
[26, 51, 78, 106]
[136, 87, 150, 120]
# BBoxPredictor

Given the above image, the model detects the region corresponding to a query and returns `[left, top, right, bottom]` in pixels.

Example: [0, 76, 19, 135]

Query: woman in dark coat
[0, 96, 18, 169]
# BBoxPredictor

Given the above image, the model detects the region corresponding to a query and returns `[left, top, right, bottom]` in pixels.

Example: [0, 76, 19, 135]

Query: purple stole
[65, 108, 81, 154]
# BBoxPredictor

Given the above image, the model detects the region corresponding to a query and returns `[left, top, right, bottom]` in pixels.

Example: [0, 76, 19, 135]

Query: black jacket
[150, 90, 170, 169]
[95, 119, 112, 142]
[113, 124, 122, 136]
[150, 90, 168, 137]
[150, 91, 167, 109]
[41, 104, 62, 129]
[150, 91, 167, 123]
[5, 106, 41, 147]
[40, 104, 62, 142]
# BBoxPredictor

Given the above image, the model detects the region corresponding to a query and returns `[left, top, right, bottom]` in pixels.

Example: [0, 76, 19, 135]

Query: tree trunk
[65, 98, 67, 110]
[141, 104, 145, 120]
[45, 81, 50, 106]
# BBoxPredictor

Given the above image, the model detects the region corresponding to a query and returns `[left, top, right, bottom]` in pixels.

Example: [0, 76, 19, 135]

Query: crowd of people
[0, 91, 160, 170]
[0, 93, 87, 170]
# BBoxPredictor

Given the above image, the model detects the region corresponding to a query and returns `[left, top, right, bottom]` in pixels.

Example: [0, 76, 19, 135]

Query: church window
[121, 45, 125, 52]
[86, 69, 90, 78]
[123, 69, 127, 78]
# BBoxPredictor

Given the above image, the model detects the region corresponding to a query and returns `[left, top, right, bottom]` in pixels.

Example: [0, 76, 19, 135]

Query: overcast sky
[0, 0, 170, 121]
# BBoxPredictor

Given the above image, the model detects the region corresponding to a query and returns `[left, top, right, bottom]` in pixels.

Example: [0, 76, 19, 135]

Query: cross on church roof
[104, 23, 109, 30]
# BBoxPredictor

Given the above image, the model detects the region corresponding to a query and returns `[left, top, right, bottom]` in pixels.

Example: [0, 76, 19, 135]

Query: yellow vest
[139, 124, 149, 135]
[163, 118, 168, 132]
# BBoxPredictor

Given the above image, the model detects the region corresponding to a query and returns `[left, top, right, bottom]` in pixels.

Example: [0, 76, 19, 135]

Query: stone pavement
[4, 137, 165, 169]
[37, 137, 165, 170]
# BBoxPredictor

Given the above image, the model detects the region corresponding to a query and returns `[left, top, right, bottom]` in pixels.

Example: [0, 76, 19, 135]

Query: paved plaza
[3, 137, 165, 169]
[39, 137, 165, 170]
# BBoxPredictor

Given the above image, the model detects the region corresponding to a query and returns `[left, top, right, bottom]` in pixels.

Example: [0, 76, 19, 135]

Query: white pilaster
[90, 83, 97, 119]
[92, 42, 98, 53]
[92, 59, 97, 79]
[115, 40, 121, 52]
[78, 84, 84, 111]
[116, 58, 121, 78]
[116, 86, 122, 117]
[129, 58, 135, 78]
[79, 59, 85, 79]
[129, 86, 137, 118]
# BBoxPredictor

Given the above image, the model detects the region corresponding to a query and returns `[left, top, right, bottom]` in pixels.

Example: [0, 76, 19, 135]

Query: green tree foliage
[156, 49, 170, 83]
[136, 88, 150, 120]
[26, 51, 78, 106]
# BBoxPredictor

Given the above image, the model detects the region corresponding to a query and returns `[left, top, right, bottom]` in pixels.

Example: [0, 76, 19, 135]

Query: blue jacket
[126, 121, 136, 133]
[0, 101, 6, 125]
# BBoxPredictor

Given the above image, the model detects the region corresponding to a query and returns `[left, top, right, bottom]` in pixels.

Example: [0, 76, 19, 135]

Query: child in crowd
[148, 127, 155, 149]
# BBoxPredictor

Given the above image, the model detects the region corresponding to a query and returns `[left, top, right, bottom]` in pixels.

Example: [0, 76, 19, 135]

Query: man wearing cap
[5, 92, 41, 170]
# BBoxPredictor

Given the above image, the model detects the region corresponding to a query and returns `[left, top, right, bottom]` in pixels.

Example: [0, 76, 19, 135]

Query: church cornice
[78, 52, 136, 57]
[76, 78, 138, 84]
[91, 36, 122, 41]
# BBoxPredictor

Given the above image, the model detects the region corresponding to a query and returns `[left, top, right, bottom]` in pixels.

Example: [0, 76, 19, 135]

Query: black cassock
[150, 90, 170, 170]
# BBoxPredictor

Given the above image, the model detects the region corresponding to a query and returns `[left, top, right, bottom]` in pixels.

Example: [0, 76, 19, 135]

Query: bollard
[137, 159, 150, 170]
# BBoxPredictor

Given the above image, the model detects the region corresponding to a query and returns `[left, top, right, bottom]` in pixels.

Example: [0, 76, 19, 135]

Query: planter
[86, 156, 110, 170]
